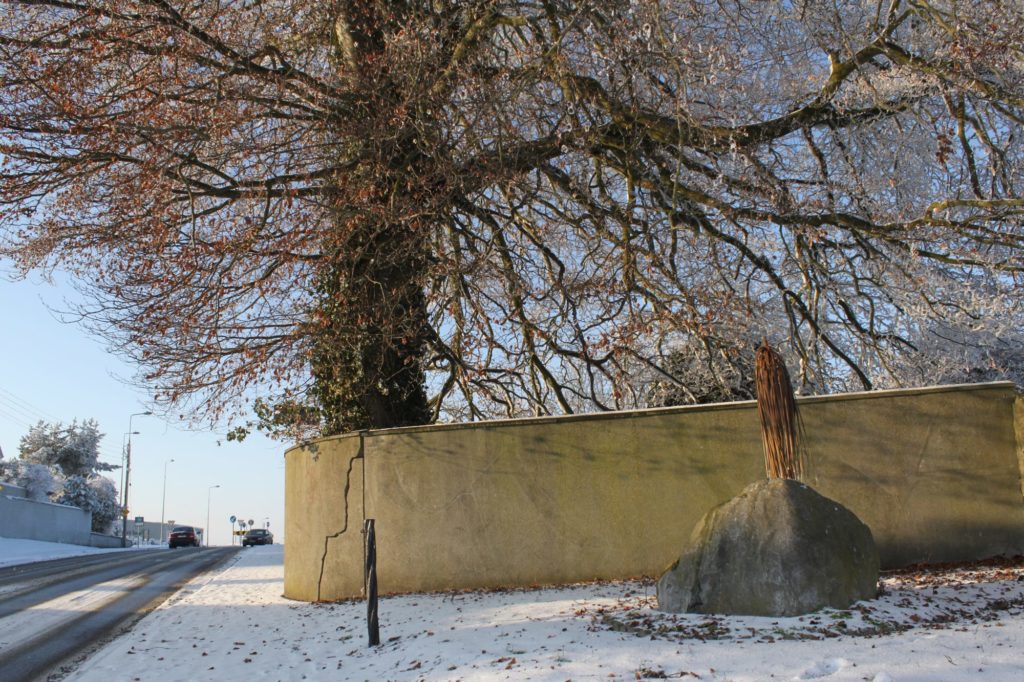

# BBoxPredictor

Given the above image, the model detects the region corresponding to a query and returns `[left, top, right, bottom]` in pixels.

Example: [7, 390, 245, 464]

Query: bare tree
[2, 1, 1022, 437]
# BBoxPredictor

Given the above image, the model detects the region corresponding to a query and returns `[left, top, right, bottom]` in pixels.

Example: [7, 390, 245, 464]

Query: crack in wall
[316, 433, 364, 602]
[1014, 394, 1024, 503]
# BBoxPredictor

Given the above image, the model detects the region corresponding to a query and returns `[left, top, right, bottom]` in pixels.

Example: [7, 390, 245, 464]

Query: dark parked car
[242, 528, 274, 547]
[168, 525, 200, 548]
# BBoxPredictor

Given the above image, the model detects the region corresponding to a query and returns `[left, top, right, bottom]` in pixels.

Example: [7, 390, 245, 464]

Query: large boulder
[657, 478, 879, 616]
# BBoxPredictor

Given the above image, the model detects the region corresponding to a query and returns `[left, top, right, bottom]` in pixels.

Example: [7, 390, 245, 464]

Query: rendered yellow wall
[284, 382, 1024, 601]
[283, 433, 363, 602]
[802, 385, 1024, 567]
[363, 406, 763, 595]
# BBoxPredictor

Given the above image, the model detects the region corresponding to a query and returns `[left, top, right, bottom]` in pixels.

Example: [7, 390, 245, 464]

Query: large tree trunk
[310, 217, 432, 434]
[306, 2, 437, 434]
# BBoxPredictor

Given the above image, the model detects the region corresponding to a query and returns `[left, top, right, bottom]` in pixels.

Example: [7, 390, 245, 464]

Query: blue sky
[0, 270, 285, 545]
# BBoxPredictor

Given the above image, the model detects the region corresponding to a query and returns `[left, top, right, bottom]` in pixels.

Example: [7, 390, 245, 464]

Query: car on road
[242, 528, 273, 547]
[168, 526, 200, 548]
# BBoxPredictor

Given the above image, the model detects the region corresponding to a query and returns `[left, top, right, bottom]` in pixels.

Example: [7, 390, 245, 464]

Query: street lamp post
[206, 485, 220, 547]
[160, 458, 175, 543]
[120, 411, 152, 548]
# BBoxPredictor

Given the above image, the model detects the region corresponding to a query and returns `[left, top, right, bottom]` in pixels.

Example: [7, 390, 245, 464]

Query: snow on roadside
[0, 536, 135, 567]
[65, 547, 1024, 682]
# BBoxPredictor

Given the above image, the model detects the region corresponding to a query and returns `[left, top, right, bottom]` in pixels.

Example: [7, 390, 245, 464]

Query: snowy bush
[13, 462, 60, 502]
[58, 475, 122, 532]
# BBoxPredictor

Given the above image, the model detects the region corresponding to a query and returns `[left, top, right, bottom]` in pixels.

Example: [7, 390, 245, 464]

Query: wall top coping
[3, 494, 88, 511]
[0, 482, 28, 497]
[286, 381, 1019, 455]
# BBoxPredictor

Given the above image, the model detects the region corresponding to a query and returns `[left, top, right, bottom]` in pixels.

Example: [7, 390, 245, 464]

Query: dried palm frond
[755, 341, 804, 480]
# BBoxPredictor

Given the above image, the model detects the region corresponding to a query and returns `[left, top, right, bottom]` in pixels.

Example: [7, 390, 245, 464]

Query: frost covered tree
[10, 420, 122, 525]
[884, 292, 1024, 388]
[58, 475, 121, 533]
[18, 420, 113, 478]
[10, 461, 60, 502]
[2, 1, 1023, 437]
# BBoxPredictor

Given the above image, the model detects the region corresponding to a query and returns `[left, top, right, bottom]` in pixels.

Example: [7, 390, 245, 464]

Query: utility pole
[160, 458, 175, 543]
[206, 484, 220, 547]
[120, 411, 151, 548]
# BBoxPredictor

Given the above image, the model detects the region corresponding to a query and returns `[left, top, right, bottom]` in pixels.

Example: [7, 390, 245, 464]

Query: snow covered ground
[45, 543, 1022, 681]
[0, 536, 133, 567]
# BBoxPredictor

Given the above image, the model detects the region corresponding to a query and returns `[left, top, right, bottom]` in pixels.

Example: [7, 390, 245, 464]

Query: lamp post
[120, 411, 152, 548]
[206, 485, 220, 547]
[160, 458, 175, 543]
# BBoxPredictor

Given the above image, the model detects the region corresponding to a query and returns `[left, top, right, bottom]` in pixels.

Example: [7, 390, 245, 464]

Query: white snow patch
[0, 536, 137, 567]
[796, 657, 850, 678]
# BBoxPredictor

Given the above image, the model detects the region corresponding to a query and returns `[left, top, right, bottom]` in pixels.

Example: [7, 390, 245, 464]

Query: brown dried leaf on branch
[2, 1, 1023, 437]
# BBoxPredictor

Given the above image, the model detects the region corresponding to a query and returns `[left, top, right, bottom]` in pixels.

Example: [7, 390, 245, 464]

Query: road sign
[229, 515, 237, 523]
[134, 516, 144, 523]
[248, 519, 254, 526]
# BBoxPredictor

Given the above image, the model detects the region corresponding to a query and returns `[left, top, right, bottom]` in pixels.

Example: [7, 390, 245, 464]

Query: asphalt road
[0, 546, 240, 682]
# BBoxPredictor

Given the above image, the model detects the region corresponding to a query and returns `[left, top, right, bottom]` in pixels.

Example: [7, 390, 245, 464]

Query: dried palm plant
[755, 341, 805, 480]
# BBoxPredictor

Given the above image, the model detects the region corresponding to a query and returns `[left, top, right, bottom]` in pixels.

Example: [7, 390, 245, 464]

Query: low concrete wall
[285, 382, 1024, 601]
[88, 532, 124, 548]
[0, 492, 93, 545]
